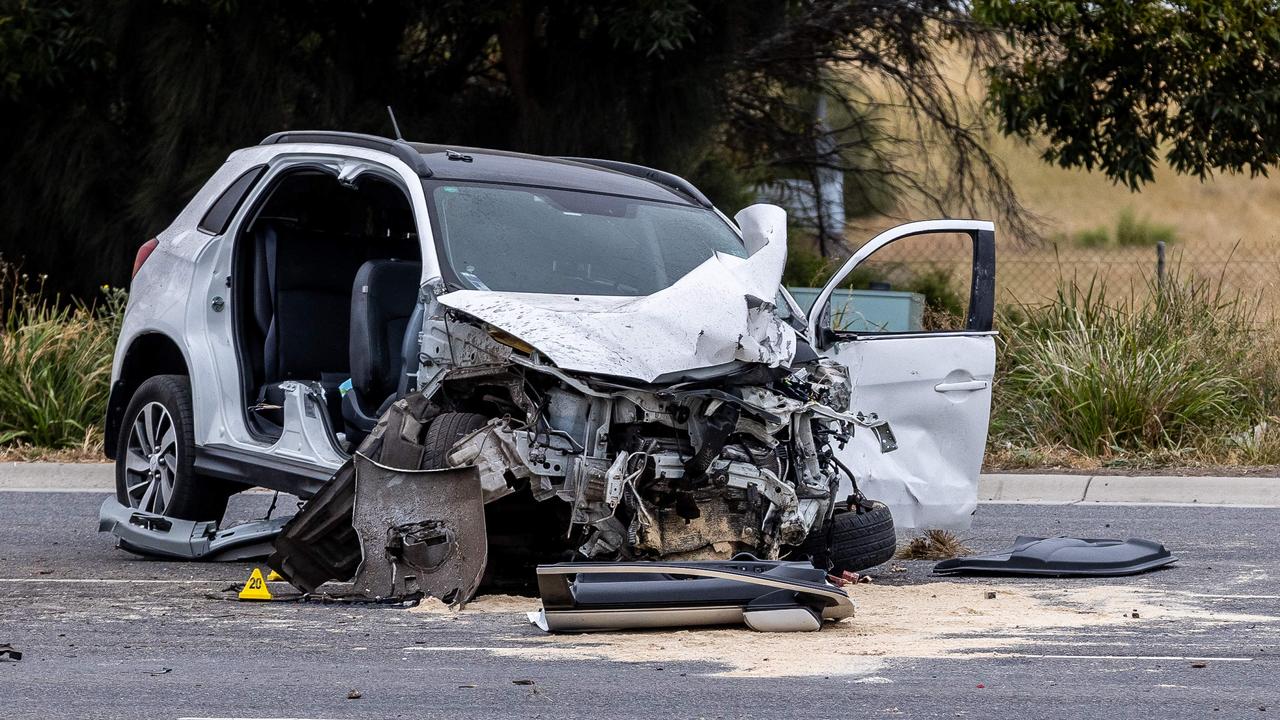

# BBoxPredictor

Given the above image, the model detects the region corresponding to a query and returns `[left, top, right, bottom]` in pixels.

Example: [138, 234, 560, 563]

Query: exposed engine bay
[434, 316, 880, 563]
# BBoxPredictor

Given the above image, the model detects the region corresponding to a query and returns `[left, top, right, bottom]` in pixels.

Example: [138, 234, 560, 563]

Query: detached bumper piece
[267, 394, 487, 604]
[268, 453, 487, 604]
[97, 497, 290, 561]
[933, 536, 1177, 577]
[529, 559, 855, 633]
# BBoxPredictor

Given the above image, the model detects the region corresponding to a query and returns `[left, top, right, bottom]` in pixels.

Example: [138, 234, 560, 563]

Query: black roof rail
[558, 157, 713, 208]
[259, 131, 433, 177]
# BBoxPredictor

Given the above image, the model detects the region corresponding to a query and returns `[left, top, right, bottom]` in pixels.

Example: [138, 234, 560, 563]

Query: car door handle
[934, 379, 990, 393]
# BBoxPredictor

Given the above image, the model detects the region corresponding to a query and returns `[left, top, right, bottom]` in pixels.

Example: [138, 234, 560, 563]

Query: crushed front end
[440, 340, 864, 563]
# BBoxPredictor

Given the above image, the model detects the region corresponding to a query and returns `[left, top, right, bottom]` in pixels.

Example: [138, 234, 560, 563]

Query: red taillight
[132, 238, 159, 279]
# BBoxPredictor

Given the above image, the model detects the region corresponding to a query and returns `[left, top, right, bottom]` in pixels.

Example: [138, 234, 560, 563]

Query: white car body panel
[812, 220, 997, 529]
[118, 143, 437, 476]
[825, 334, 995, 528]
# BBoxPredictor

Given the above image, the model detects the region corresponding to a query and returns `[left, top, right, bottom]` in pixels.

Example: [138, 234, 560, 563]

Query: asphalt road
[1, 490, 1278, 719]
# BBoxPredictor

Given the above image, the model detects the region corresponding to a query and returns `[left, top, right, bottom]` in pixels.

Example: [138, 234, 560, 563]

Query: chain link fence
[835, 237, 1280, 318]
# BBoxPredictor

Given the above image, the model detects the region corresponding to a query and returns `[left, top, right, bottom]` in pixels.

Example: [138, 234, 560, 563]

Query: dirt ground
[412, 580, 1278, 678]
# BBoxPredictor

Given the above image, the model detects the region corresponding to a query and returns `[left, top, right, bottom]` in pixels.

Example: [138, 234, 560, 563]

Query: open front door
[809, 220, 996, 529]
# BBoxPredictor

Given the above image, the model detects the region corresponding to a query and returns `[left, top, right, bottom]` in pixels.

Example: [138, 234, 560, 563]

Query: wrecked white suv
[105, 131, 996, 578]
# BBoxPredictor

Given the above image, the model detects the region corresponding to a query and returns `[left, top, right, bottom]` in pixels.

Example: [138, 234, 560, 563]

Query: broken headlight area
[268, 341, 888, 604]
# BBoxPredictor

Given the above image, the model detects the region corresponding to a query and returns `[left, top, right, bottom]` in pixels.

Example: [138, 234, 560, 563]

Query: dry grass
[0, 430, 106, 462]
[896, 529, 971, 561]
[832, 49, 1280, 312]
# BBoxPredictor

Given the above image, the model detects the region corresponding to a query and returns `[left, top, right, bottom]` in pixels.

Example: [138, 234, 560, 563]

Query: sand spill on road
[411, 581, 1278, 677]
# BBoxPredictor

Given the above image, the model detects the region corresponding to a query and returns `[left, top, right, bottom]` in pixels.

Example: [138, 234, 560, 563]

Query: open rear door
[809, 220, 996, 529]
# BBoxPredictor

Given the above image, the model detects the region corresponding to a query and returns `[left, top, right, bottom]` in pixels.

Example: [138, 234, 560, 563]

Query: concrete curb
[0, 464, 1276, 506]
[980, 473, 1280, 507]
[0, 462, 113, 492]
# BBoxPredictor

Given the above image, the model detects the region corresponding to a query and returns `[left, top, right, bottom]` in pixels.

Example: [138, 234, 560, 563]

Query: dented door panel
[812, 221, 997, 529]
[828, 334, 995, 528]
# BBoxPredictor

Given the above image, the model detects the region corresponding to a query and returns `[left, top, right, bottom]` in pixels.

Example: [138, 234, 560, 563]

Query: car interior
[232, 168, 423, 448]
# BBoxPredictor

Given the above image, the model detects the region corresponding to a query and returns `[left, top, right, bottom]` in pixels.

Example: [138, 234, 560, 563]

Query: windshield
[426, 182, 746, 296]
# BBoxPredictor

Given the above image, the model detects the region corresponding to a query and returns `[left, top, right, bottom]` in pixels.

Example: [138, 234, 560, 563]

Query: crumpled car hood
[438, 205, 797, 384]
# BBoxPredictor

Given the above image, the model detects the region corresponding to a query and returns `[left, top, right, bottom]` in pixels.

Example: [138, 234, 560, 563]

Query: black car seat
[251, 218, 368, 432]
[342, 259, 423, 436]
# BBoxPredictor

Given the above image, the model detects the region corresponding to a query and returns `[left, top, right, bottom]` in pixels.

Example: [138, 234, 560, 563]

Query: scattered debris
[0, 644, 21, 661]
[528, 559, 853, 633]
[267, 397, 488, 604]
[1130, 610, 1141, 619]
[143, 668, 172, 676]
[1191, 662, 1208, 669]
[98, 497, 290, 561]
[985, 591, 997, 600]
[934, 536, 1177, 577]
[512, 679, 536, 686]
[347, 690, 363, 699]
[415, 581, 1277, 678]
[897, 529, 971, 560]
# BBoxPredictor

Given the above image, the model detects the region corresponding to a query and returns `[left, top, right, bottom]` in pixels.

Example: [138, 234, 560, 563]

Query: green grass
[0, 264, 123, 451]
[991, 273, 1280, 463]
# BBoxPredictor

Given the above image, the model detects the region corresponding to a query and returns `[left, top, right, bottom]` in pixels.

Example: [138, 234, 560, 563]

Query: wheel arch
[104, 333, 190, 459]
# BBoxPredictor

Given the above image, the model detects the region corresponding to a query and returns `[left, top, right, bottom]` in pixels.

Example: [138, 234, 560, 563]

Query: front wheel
[115, 375, 230, 521]
[792, 501, 897, 574]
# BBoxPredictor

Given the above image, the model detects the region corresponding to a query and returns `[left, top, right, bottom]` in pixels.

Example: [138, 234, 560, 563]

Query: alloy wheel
[123, 401, 179, 514]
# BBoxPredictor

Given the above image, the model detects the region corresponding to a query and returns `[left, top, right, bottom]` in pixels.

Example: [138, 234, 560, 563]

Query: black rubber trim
[933, 536, 1177, 577]
[194, 445, 334, 499]
[260, 131, 433, 177]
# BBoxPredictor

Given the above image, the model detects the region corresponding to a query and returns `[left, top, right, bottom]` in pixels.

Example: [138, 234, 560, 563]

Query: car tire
[793, 501, 897, 574]
[115, 374, 230, 522]
[422, 412, 490, 468]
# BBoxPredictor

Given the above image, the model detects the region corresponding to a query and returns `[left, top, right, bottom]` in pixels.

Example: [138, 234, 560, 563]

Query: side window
[824, 229, 993, 336]
[199, 166, 267, 235]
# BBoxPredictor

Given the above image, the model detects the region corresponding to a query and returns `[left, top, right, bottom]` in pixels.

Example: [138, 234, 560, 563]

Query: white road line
[980, 500, 1280, 509]
[0, 487, 110, 493]
[402, 646, 1260, 663]
[403, 646, 514, 652]
[0, 578, 238, 584]
[178, 717, 350, 720]
[1002, 654, 1254, 662]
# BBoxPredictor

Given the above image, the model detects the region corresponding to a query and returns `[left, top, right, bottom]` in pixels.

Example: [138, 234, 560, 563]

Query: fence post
[1156, 240, 1166, 292]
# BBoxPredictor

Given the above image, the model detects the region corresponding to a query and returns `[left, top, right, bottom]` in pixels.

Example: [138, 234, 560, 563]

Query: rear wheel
[115, 375, 231, 521]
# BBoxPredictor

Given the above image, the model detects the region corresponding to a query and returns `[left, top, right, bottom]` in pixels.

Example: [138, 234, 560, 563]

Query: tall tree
[0, 1, 1021, 296]
[977, 0, 1280, 189]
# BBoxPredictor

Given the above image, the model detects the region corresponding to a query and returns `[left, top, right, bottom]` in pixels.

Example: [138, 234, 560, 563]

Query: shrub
[1068, 209, 1177, 248]
[1073, 227, 1110, 247]
[0, 264, 124, 450]
[992, 274, 1279, 459]
[782, 244, 837, 287]
[1114, 208, 1176, 247]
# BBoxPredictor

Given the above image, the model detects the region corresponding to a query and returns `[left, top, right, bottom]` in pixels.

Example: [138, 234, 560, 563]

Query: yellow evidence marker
[266, 570, 284, 582]
[239, 568, 273, 601]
